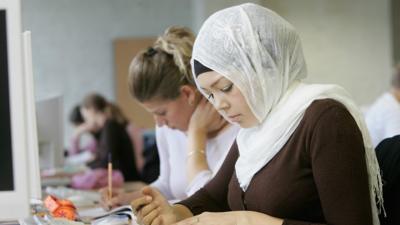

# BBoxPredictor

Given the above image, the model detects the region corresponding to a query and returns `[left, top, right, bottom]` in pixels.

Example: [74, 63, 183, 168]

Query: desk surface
[0, 221, 19, 225]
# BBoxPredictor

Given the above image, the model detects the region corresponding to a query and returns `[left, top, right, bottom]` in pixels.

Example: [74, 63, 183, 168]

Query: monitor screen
[0, 9, 14, 192]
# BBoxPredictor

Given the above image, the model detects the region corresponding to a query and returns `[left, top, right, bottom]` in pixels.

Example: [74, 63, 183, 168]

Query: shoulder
[369, 93, 399, 113]
[302, 99, 364, 144]
[301, 99, 362, 139]
[304, 99, 350, 122]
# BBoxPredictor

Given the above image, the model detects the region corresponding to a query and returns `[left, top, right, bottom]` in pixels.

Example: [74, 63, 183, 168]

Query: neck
[391, 88, 400, 102]
[207, 121, 231, 139]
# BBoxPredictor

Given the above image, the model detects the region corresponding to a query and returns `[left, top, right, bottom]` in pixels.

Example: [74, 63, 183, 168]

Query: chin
[170, 125, 186, 132]
[238, 123, 251, 128]
[238, 121, 258, 129]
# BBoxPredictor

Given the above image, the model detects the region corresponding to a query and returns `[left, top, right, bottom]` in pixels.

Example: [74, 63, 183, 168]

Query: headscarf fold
[191, 3, 383, 225]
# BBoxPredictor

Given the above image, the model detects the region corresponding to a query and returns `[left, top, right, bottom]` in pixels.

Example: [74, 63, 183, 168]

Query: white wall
[262, 0, 393, 105]
[191, 0, 263, 32]
[21, 0, 192, 147]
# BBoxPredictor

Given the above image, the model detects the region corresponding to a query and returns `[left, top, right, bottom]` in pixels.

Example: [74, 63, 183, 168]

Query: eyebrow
[200, 77, 224, 91]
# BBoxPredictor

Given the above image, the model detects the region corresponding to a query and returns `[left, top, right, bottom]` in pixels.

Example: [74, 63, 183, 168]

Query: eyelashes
[221, 83, 233, 92]
[206, 83, 233, 100]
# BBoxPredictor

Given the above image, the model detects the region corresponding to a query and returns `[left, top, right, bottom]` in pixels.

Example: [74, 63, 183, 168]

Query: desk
[0, 221, 19, 225]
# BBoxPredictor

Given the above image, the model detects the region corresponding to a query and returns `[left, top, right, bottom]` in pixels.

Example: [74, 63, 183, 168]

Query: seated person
[71, 93, 141, 189]
[99, 26, 239, 207]
[365, 63, 400, 147]
[375, 136, 400, 225]
[67, 104, 98, 156]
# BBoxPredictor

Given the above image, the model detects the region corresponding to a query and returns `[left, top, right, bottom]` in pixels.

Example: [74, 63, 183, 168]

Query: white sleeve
[365, 109, 382, 147]
[185, 125, 239, 197]
[150, 127, 174, 199]
[366, 94, 400, 147]
[382, 106, 400, 142]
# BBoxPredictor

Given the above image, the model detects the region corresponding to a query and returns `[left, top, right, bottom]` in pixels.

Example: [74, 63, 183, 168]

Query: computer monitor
[0, 0, 39, 220]
[22, 30, 42, 201]
[36, 95, 64, 170]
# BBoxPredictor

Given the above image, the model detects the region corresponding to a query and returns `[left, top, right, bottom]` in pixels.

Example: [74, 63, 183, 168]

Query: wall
[21, 0, 192, 147]
[392, 0, 400, 63]
[191, 0, 263, 32]
[262, 0, 392, 105]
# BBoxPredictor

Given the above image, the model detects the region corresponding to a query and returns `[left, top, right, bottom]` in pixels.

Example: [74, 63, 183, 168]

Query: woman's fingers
[151, 215, 163, 225]
[141, 206, 160, 225]
[131, 195, 152, 211]
[99, 188, 119, 210]
[139, 201, 159, 218]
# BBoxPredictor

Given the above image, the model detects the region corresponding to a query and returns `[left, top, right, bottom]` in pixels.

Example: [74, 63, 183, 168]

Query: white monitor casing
[0, 0, 30, 220]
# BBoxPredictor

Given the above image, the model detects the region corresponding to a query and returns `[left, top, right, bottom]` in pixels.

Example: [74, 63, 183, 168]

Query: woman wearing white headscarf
[131, 3, 383, 225]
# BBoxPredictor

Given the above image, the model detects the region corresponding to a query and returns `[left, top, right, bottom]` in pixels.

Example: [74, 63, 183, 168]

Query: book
[79, 205, 140, 225]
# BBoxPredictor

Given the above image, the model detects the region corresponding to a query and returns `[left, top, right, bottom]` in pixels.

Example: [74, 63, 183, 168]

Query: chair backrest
[126, 123, 145, 172]
[375, 135, 400, 225]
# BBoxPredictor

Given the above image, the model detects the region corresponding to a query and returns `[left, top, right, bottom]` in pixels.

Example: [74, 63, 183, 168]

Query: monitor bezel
[0, 0, 30, 220]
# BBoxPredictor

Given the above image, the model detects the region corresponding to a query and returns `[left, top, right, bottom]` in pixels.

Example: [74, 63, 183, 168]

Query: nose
[154, 115, 167, 127]
[213, 94, 229, 111]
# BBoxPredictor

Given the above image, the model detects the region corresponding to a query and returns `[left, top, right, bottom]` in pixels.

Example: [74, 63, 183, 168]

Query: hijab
[191, 3, 383, 224]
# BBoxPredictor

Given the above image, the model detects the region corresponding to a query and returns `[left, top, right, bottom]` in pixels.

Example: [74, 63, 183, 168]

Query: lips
[228, 114, 241, 122]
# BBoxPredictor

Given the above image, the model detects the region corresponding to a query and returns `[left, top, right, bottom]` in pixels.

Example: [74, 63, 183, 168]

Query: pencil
[108, 153, 112, 201]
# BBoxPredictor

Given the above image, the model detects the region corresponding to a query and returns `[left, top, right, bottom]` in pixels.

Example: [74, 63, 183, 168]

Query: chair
[375, 135, 400, 225]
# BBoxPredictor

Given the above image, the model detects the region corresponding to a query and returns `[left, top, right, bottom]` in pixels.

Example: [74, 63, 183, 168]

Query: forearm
[187, 128, 209, 182]
[172, 204, 194, 221]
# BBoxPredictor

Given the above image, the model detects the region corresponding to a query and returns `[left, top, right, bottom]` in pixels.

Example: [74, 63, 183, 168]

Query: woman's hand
[99, 187, 142, 210]
[186, 97, 227, 182]
[188, 98, 226, 135]
[131, 186, 177, 225]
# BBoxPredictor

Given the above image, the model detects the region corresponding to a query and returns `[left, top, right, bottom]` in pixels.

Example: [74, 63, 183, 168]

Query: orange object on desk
[44, 195, 77, 221]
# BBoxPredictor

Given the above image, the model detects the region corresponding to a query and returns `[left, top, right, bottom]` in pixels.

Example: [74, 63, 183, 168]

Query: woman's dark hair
[82, 93, 128, 125]
[82, 93, 108, 112]
[128, 26, 195, 102]
[69, 104, 84, 126]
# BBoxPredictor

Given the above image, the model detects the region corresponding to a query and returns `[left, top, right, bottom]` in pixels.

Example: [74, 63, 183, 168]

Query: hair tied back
[145, 47, 157, 57]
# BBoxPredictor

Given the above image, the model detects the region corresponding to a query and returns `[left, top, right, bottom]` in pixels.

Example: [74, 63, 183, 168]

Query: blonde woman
[100, 26, 239, 208]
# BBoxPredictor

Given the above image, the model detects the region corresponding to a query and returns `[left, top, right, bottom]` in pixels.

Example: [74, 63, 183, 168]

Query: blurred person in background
[365, 62, 400, 147]
[67, 104, 98, 157]
[71, 93, 141, 189]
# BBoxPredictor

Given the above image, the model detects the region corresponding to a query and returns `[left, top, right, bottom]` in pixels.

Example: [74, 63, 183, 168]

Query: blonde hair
[128, 26, 195, 102]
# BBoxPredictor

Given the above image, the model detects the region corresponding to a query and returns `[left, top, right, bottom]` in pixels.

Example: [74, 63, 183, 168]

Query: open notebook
[79, 205, 140, 225]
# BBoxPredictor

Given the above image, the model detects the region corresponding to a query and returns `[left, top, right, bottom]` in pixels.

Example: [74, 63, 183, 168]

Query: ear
[180, 85, 196, 105]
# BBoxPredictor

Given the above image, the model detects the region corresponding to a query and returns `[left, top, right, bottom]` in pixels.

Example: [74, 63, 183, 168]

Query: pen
[108, 153, 112, 201]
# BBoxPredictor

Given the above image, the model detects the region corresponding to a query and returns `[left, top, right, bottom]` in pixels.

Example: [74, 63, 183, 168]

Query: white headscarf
[191, 3, 383, 224]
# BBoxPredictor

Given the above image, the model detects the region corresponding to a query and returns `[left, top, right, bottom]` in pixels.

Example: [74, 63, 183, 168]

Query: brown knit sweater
[178, 99, 373, 225]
